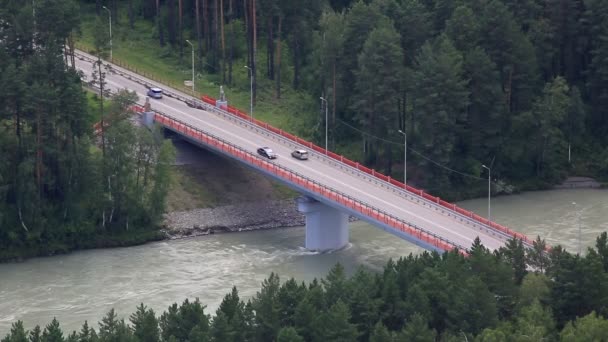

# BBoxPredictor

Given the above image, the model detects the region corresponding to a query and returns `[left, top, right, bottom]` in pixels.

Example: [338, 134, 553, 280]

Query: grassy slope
[76, 7, 318, 136]
[77, 7, 316, 210]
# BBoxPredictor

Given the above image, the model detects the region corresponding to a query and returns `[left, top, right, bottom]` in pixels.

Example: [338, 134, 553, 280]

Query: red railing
[153, 111, 468, 255]
[197, 94, 536, 247]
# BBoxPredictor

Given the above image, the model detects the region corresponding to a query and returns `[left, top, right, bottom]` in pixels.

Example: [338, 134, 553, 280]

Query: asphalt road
[75, 53, 512, 251]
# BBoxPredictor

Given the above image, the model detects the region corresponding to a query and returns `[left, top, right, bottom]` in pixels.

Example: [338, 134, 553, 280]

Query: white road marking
[78, 59, 503, 250]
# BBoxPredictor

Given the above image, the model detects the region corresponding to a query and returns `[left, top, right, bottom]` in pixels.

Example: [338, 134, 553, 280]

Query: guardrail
[198, 94, 535, 247]
[74, 48, 535, 249]
[151, 108, 469, 254]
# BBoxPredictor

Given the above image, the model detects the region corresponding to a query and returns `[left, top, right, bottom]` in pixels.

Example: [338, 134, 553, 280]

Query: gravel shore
[162, 199, 305, 239]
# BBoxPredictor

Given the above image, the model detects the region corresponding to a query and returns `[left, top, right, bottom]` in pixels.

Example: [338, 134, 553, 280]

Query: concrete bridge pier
[297, 196, 349, 252]
[142, 111, 155, 128]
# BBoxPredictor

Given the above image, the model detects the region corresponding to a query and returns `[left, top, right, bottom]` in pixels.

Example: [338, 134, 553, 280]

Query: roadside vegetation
[5, 234, 608, 341]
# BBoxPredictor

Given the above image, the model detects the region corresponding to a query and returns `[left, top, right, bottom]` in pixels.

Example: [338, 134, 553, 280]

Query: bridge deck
[76, 52, 528, 252]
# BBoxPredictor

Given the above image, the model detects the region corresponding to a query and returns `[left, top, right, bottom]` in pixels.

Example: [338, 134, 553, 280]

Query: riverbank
[554, 176, 603, 189]
[163, 199, 304, 239]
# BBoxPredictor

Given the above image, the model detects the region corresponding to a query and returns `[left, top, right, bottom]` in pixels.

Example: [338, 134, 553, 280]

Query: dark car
[257, 147, 277, 159]
[291, 149, 309, 160]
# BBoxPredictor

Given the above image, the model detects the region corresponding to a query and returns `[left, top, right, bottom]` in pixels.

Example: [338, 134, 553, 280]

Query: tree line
[84, 0, 608, 196]
[4, 233, 608, 341]
[0, 0, 175, 260]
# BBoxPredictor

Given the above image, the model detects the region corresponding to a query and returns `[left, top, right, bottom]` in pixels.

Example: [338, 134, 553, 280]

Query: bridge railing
[74, 49, 533, 248]
[152, 109, 469, 255]
[198, 95, 534, 247]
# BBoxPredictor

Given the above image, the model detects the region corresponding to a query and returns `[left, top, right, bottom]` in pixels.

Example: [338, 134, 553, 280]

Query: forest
[0, 0, 175, 260]
[79, 0, 608, 197]
[4, 234, 608, 341]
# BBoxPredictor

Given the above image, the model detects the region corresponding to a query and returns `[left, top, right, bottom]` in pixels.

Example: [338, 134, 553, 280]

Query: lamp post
[572, 202, 581, 254]
[244, 66, 253, 121]
[397, 129, 407, 187]
[102, 6, 112, 61]
[482, 164, 491, 221]
[320, 97, 328, 154]
[185, 40, 195, 94]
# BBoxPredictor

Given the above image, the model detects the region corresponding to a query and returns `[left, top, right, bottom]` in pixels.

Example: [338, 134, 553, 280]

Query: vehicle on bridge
[147, 87, 163, 99]
[257, 147, 277, 159]
[291, 149, 309, 160]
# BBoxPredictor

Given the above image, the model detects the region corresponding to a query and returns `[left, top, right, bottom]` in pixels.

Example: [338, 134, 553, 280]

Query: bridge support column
[297, 196, 349, 252]
[142, 111, 155, 129]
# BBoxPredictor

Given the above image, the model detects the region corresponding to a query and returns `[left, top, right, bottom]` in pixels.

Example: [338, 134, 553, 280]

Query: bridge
[75, 50, 534, 254]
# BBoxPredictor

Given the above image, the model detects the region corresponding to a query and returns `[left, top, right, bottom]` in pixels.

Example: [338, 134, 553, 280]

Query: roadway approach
[74, 50, 534, 254]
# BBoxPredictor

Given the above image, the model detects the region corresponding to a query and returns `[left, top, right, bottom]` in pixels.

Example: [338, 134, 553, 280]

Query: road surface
[75, 52, 515, 251]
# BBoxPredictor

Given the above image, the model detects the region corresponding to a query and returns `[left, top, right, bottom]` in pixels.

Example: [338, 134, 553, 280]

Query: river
[1, 188, 606, 335]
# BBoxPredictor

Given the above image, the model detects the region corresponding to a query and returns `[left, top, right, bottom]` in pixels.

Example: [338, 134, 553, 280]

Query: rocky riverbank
[162, 199, 305, 239]
[554, 176, 603, 189]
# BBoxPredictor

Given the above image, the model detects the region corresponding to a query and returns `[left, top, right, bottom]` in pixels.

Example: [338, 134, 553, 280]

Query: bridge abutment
[297, 196, 349, 252]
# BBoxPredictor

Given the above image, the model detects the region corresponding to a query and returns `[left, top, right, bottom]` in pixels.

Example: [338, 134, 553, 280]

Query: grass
[166, 165, 221, 211]
[76, 6, 318, 138]
[84, 90, 109, 124]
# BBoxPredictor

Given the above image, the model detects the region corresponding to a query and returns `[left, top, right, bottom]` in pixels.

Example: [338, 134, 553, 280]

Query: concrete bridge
[76, 50, 535, 254]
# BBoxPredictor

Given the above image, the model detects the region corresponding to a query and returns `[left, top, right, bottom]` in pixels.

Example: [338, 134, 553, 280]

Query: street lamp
[244, 66, 253, 121]
[102, 6, 112, 61]
[572, 202, 581, 254]
[320, 97, 328, 154]
[185, 40, 195, 94]
[398, 129, 407, 187]
[482, 164, 491, 221]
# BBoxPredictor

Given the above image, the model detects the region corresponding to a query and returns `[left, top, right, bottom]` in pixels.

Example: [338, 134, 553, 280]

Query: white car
[147, 87, 163, 99]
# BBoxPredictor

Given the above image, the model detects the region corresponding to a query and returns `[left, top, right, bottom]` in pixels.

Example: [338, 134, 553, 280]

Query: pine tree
[41, 319, 64, 342]
[396, 313, 436, 342]
[316, 300, 359, 341]
[252, 273, 281, 341]
[130, 304, 159, 342]
[409, 34, 469, 190]
[276, 327, 304, 342]
[352, 17, 404, 172]
[369, 322, 393, 342]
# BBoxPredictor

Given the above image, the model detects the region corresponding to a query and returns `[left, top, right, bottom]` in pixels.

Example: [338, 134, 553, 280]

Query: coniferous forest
[4, 234, 608, 341]
[0, 1, 175, 260]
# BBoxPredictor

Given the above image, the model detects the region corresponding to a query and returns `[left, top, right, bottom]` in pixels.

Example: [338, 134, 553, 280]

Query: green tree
[527, 237, 550, 272]
[585, 0, 608, 143]
[209, 312, 231, 342]
[130, 304, 159, 342]
[41, 319, 64, 342]
[160, 299, 210, 342]
[512, 300, 556, 341]
[511, 77, 571, 181]
[252, 273, 281, 341]
[316, 300, 359, 342]
[77, 321, 97, 342]
[396, 313, 436, 342]
[560, 311, 608, 341]
[277, 278, 307, 327]
[369, 322, 393, 342]
[409, 34, 469, 190]
[517, 273, 551, 311]
[276, 327, 304, 342]
[499, 238, 528, 285]
[445, 5, 481, 52]
[352, 17, 404, 172]
[2, 321, 28, 342]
